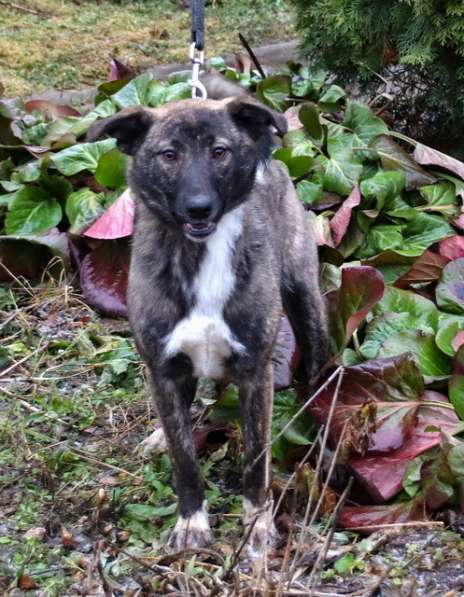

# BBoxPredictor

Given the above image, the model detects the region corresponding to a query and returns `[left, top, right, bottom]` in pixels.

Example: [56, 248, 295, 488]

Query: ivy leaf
[323, 125, 363, 196]
[319, 84, 346, 104]
[360, 170, 406, 212]
[419, 182, 459, 219]
[343, 101, 388, 146]
[65, 188, 105, 235]
[371, 135, 436, 189]
[298, 102, 323, 141]
[52, 139, 116, 176]
[256, 75, 291, 112]
[5, 187, 62, 234]
[296, 180, 323, 205]
[355, 224, 405, 259]
[399, 212, 454, 257]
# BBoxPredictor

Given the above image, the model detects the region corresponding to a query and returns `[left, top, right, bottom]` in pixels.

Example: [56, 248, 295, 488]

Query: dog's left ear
[86, 107, 155, 156]
[227, 97, 288, 137]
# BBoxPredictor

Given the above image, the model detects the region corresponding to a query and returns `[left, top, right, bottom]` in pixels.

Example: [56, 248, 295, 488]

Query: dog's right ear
[86, 107, 154, 156]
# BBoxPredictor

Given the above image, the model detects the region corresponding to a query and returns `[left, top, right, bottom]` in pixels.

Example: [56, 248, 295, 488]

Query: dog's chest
[164, 208, 245, 378]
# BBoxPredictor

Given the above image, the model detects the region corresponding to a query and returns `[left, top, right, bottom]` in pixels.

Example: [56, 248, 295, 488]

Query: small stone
[24, 527, 46, 541]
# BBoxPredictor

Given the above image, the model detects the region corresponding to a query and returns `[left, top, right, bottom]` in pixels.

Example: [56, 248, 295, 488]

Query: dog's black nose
[186, 195, 213, 220]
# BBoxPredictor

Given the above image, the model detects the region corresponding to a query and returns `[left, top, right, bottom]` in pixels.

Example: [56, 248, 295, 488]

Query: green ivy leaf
[298, 102, 323, 141]
[297, 180, 323, 204]
[323, 125, 363, 195]
[256, 75, 291, 111]
[419, 182, 459, 219]
[343, 101, 388, 146]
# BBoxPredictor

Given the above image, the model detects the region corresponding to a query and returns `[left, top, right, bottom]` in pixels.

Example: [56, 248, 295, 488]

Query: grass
[0, 0, 295, 97]
[2, 270, 464, 595]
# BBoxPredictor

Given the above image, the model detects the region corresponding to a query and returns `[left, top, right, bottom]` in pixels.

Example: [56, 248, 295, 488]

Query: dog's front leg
[239, 361, 277, 553]
[148, 372, 213, 550]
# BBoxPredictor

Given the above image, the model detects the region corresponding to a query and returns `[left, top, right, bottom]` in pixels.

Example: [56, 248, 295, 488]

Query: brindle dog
[88, 97, 329, 551]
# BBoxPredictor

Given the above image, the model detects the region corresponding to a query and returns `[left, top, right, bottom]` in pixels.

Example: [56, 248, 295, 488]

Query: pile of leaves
[1, 59, 464, 530]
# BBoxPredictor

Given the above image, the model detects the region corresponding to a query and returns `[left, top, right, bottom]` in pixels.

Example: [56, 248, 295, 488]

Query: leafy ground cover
[1, 57, 464, 594]
[0, 0, 294, 97]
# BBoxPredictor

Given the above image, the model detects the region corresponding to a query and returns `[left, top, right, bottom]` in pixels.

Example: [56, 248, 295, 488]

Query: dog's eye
[212, 146, 228, 160]
[161, 149, 177, 161]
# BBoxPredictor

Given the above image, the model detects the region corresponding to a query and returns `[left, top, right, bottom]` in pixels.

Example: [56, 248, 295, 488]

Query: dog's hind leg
[239, 361, 277, 554]
[148, 373, 213, 550]
[281, 255, 329, 384]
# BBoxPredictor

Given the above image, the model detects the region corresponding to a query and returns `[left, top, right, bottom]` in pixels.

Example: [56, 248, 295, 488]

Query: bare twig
[238, 33, 266, 78]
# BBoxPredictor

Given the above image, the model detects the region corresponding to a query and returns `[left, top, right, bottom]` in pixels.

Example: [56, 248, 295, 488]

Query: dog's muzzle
[183, 221, 217, 241]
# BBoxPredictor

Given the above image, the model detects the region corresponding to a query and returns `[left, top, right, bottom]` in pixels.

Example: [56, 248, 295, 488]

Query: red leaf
[413, 143, 464, 181]
[25, 100, 80, 118]
[330, 184, 361, 246]
[394, 250, 449, 288]
[108, 58, 136, 82]
[325, 266, 385, 352]
[348, 391, 459, 502]
[308, 356, 460, 503]
[338, 497, 425, 532]
[84, 189, 134, 240]
[79, 240, 129, 317]
[272, 316, 300, 390]
[452, 330, 464, 352]
[439, 236, 464, 260]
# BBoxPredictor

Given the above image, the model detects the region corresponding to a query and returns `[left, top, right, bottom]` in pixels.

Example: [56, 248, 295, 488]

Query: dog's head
[87, 97, 287, 241]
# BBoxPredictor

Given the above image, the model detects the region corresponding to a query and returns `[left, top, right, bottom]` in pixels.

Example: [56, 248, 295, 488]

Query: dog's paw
[138, 426, 168, 458]
[167, 505, 213, 551]
[243, 499, 278, 557]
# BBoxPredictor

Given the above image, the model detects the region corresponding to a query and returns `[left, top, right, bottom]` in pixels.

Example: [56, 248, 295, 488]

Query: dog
[88, 96, 329, 551]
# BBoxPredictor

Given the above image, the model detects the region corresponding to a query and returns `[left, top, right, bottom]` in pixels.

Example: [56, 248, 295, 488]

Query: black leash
[189, 0, 207, 98]
[191, 0, 205, 52]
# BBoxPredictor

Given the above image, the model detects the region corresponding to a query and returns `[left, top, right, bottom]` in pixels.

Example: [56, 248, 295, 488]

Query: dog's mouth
[183, 221, 217, 241]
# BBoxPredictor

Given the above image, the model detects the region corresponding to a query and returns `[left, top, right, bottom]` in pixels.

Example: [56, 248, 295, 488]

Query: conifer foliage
[291, 0, 464, 146]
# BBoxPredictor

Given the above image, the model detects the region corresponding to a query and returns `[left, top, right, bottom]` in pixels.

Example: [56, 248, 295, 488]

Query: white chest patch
[164, 207, 246, 378]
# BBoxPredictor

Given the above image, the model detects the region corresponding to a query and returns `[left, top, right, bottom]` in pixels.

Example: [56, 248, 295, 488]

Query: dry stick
[69, 448, 144, 481]
[273, 427, 324, 519]
[307, 477, 354, 593]
[308, 421, 349, 529]
[252, 367, 343, 473]
[286, 369, 345, 585]
[238, 33, 266, 78]
[0, 260, 34, 296]
[0, 341, 46, 378]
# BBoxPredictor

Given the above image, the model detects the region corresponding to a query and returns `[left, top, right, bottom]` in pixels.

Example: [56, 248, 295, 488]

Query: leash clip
[189, 42, 207, 100]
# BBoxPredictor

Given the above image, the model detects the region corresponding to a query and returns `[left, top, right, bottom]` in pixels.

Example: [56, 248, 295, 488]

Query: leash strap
[189, 0, 207, 99]
[191, 0, 205, 52]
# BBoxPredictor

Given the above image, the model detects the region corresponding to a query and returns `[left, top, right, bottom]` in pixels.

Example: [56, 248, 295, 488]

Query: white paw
[138, 426, 168, 458]
[167, 502, 213, 551]
[243, 498, 277, 557]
